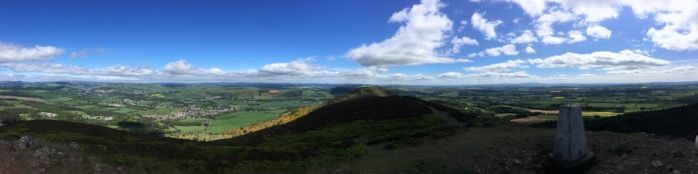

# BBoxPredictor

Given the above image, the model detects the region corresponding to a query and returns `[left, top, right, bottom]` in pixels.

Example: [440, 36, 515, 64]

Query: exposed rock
[514, 159, 523, 166]
[14, 136, 37, 151]
[651, 160, 663, 168]
[94, 162, 103, 172]
[31, 146, 65, 173]
[69, 142, 80, 149]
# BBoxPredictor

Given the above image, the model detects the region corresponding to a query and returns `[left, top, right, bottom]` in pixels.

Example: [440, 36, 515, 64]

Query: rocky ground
[0, 136, 122, 174]
[330, 126, 698, 174]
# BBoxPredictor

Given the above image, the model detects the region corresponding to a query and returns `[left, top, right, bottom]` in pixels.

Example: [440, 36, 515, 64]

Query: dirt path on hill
[421, 102, 465, 128]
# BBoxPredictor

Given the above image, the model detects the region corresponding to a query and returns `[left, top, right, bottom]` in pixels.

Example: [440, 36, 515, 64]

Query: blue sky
[0, 0, 697, 84]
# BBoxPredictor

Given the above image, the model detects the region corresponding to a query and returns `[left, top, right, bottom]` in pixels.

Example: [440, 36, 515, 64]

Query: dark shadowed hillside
[218, 87, 472, 145]
[585, 103, 698, 140]
[533, 103, 698, 140]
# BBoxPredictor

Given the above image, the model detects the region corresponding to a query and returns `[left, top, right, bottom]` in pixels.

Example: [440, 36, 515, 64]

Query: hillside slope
[217, 95, 451, 144]
[216, 87, 474, 145]
[585, 103, 698, 140]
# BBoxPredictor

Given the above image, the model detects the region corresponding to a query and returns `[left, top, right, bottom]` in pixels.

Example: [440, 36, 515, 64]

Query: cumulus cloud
[506, 0, 547, 17]
[617, 0, 698, 50]
[567, 30, 587, 43]
[346, 0, 467, 66]
[528, 50, 670, 72]
[535, 9, 577, 45]
[471, 12, 502, 40]
[258, 57, 319, 76]
[464, 59, 527, 72]
[525, 46, 536, 54]
[553, 0, 622, 23]
[470, 44, 519, 57]
[506, 0, 698, 50]
[510, 30, 538, 44]
[163, 60, 222, 75]
[585, 25, 612, 39]
[449, 36, 479, 54]
[0, 42, 64, 62]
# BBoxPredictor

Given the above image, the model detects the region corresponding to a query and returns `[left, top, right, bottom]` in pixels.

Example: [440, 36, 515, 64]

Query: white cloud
[465, 71, 532, 79]
[465, 59, 528, 72]
[449, 36, 479, 54]
[346, 0, 467, 66]
[472, 44, 519, 57]
[507, 0, 698, 50]
[567, 30, 587, 43]
[540, 35, 566, 44]
[553, 0, 622, 23]
[162, 60, 222, 75]
[437, 72, 465, 78]
[471, 12, 502, 40]
[525, 45, 536, 54]
[510, 30, 538, 44]
[0, 62, 154, 77]
[163, 60, 196, 75]
[258, 57, 318, 76]
[0, 42, 64, 62]
[585, 25, 612, 39]
[442, 59, 535, 81]
[534, 9, 577, 45]
[95, 66, 155, 76]
[528, 50, 670, 72]
[506, 0, 547, 17]
[639, 0, 698, 51]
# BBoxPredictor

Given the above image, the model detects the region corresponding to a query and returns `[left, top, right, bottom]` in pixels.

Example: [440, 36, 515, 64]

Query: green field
[208, 110, 284, 133]
[171, 110, 286, 135]
[582, 111, 621, 117]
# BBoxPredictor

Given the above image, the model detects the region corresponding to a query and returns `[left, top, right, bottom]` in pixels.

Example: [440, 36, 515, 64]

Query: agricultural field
[0, 82, 335, 139]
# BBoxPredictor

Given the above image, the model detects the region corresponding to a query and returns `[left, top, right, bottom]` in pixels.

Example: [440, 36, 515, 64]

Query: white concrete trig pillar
[553, 104, 594, 167]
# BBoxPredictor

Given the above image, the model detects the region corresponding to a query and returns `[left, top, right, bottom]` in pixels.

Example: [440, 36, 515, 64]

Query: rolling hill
[216, 86, 472, 144]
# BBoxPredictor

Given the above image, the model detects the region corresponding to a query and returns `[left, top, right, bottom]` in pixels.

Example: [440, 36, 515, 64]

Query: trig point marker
[553, 104, 595, 170]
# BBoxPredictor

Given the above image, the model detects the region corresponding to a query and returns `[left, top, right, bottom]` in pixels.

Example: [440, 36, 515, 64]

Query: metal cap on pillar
[552, 104, 595, 171]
